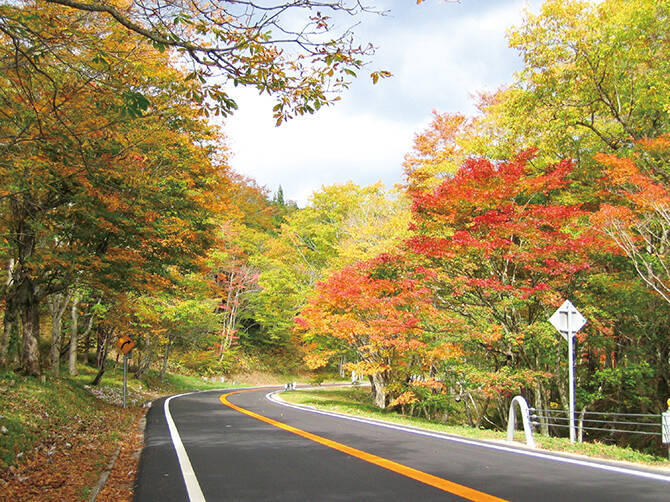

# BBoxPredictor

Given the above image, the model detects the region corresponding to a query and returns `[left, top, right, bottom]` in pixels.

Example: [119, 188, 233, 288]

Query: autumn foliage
[591, 136, 670, 304]
[297, 151, 605, 411]
[409, 151, 596, 302]
[297, 254, 443, 407]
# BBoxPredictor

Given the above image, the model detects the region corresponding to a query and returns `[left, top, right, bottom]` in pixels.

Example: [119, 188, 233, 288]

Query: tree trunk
[338, 356, 346, 378]
[1, 299, 14, 368]
[219, 282, 239, 362]
[555, 360, 570, 437]
[371, 373, 387, 409]
[10, 198, 43, 376]
[1, 259, 15, 367]
[535, 383, 550, 435]
[90, 329, 110, 386]
[135, 353, 153, 379]
[95, 332, 103, 369]
[82, 324, 92, 363]
[79, 311, 95, 364]
[47, 291, 70, 377]
[160, 336, 172, 379]
[463, 396, 474, 427]
[20, 298, 41, 376]
[1, 313, 10, 367]
[90, 358, 106, 386]
[49, 305, 61, 377]
[68, 294, 81, 376]
[577, 407, 587, 443]
[473, 395, 491, 429]
[368, 374, 376, 398]
[94, 325, 113, 370]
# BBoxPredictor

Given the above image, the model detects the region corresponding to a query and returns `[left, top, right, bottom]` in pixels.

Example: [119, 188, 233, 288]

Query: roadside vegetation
[281, 387, 670, 468]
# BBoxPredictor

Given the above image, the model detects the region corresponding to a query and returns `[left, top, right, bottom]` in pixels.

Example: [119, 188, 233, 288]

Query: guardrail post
[507, 396, 536, 448]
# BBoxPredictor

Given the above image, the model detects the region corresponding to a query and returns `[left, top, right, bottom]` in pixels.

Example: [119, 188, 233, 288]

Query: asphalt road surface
[134, 387, 670, 501]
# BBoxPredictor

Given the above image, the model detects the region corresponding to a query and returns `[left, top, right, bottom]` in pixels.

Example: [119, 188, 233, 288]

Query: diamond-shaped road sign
[549, 300, 586, 341]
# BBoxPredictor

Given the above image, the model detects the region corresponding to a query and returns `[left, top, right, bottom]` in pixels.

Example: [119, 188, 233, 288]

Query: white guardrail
[507, 396, 535, 448]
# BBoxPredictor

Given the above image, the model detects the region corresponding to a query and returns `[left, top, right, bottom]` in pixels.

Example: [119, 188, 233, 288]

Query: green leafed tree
[473, 0, 669, 168]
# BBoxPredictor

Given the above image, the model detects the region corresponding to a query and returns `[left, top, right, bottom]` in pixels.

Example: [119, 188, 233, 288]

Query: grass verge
[0, 368, 141, 501]
[0, 362, 263, 501]
[281, 386, 670, 468]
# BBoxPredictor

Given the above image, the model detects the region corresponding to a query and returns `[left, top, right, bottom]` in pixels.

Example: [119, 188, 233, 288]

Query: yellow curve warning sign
[116, 335, 136, 355]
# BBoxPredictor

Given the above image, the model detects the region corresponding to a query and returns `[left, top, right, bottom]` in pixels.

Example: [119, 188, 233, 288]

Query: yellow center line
[219, 389, 507, 502]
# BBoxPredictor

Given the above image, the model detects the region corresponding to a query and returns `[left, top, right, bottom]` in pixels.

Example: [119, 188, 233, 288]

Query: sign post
[116, 335, 136, 409]
[123, 353, 128, 409]
[549, 300, 586, 443]
[662, 399, 670, 460]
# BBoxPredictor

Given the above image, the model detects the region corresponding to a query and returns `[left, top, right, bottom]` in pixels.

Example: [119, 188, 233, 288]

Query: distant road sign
[116, 335, 136, 355]
[549, 300, 586, 341]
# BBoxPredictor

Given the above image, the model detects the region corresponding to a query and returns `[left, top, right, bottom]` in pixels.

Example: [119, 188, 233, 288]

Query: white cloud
[224, 88, 422, 206]
[221, 1, 540, 207]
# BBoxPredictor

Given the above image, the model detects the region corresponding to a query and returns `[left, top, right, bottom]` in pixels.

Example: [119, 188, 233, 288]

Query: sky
[222, 0, 542, 206]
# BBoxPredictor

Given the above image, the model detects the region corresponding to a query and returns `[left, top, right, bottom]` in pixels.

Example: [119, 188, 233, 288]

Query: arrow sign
[549, 300, 586, 341]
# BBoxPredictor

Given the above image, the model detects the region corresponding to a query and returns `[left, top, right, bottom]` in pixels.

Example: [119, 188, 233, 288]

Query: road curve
[134, 387, 670, 501]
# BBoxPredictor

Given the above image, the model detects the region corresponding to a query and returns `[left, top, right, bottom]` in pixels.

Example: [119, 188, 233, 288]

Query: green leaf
[152, 40, 167, 53]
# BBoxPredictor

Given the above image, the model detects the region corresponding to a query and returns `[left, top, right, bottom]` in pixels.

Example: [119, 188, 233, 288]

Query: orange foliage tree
[403, 111, 473, 195]
[591, 136, 670, 304]
[296, 254, 454, 408]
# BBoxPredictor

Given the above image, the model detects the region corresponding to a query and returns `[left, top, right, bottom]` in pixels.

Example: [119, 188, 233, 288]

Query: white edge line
[164, 392, 206, 502]
[163, 386, 269, 502]
[267, 389, 670, 484]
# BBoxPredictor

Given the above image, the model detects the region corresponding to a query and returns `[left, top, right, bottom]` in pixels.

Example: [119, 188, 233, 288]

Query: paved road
[135, 388, 670, 501]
